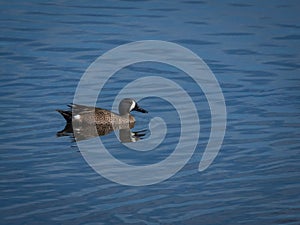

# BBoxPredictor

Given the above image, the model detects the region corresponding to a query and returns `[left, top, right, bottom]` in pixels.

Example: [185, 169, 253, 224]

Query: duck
[56, 98, 148, 125]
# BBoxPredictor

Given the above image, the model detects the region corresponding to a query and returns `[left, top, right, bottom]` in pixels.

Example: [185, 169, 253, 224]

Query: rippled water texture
[1, 1, 300, 224]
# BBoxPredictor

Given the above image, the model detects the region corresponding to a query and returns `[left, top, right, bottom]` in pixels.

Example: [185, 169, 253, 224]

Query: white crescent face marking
[129, 101, 136, 112]
[74, 114, 81, 120]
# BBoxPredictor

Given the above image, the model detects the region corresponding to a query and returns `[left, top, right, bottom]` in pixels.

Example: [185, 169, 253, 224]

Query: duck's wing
[68, 104, 117, 117]
[68, 104, 103, 114]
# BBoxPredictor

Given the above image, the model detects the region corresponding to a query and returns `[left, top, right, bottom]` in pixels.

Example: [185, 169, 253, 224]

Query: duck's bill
[133, 104, 148, 113]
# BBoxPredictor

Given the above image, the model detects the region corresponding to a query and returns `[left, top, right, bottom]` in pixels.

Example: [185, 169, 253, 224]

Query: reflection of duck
[56, 122, 146, 142]
[56, 98, 148, 142]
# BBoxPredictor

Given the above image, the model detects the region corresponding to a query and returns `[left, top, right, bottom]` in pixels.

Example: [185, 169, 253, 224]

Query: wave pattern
[0, 0, 300, 224]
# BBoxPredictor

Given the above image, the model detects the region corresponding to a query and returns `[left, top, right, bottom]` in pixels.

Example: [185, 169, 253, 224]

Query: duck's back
[70, 104, 134, 125]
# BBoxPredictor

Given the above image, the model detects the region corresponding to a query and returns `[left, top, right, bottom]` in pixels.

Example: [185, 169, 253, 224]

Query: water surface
[1, 1, 300, 224]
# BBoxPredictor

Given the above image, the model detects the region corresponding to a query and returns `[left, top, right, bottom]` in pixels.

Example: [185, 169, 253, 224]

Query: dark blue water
[1, 1, 300, 224]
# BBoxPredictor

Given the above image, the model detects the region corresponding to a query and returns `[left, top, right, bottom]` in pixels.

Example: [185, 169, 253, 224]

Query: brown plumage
[56, 98, 148, 125]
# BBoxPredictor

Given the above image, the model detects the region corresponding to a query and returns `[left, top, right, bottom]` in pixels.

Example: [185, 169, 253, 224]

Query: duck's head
[119, 98, 148, 115]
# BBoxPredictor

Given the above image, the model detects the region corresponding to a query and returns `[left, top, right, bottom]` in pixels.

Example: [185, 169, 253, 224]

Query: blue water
[1, 1, 300, 224]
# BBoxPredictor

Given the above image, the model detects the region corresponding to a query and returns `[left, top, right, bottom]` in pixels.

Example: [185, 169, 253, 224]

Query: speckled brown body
[70, 104, 135, 125]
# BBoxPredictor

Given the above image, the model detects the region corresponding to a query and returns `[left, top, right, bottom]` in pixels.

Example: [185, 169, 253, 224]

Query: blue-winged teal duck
[56, 98, 148, 125]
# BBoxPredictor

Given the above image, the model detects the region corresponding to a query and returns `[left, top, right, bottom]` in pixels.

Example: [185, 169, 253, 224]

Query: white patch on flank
[74, 114, 81, 120]
[131, 132, 137, 142]
[129, 101, 136, 112]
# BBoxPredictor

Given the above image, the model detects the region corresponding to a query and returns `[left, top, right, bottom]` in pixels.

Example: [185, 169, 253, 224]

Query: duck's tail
[56, 109, 72, 123]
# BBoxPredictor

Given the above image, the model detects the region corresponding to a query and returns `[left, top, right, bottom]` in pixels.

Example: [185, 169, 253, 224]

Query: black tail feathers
[56, 109, 72, 123]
